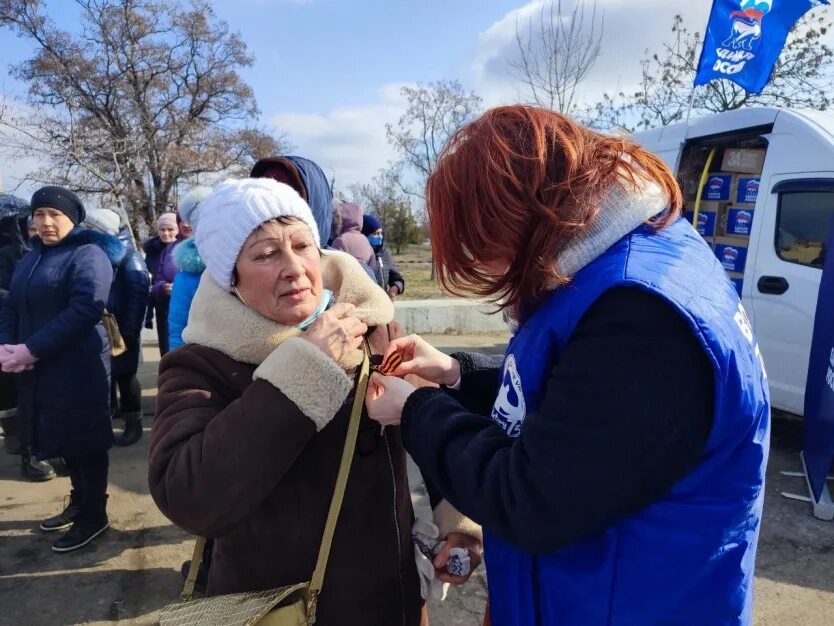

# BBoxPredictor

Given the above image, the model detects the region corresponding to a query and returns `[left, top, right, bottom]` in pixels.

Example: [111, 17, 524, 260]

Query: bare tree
[350, 167, 420, 254]
[385, 80, 481, 278]
[509, 0, 604, 114]
[385, 80, 482, 200]
[0, 0, 286, 228]
[587, 13, 833, 132]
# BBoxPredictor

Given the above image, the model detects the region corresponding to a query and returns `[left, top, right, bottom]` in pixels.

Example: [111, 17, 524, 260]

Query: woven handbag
[158, 348, 371, 626]
[101, 309, 126, 357]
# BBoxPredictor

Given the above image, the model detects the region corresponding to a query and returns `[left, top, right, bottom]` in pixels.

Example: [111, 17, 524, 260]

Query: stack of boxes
[683, 147, 764, 297]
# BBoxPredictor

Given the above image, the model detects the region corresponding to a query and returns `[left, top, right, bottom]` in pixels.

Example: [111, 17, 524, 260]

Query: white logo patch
[491, 354, 526, 437]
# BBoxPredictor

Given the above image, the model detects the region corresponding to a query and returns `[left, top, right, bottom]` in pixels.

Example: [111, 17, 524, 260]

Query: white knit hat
[85, 209, 121, 236]
[177, 185, 213, 229]
[194, 178, 321, 290]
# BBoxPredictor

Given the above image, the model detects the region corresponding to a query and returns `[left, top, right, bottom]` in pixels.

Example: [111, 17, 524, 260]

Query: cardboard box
[726, 207, 755, 236]
[685, 210, 717, 237]
[722, 148, 765, 174]
[728, 272, 744, 297]
[735, 177, 761, 204]
[714, 237, 749, 273]
[701, 173, 734, 201]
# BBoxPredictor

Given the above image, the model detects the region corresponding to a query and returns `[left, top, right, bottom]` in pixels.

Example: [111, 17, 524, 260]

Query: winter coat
[143, 236, 166, 281]
[151, 241, 177, 305]
[330, 203, 376, 269]
[373, 247, 405, 295]
[0, 243, 24, 302]
[149, 251, 479, 626]
[250, 156, 334, 245]
[168, 238, 205, 351]
[95, 233, 151, 378]
[0, 228, 114, 459]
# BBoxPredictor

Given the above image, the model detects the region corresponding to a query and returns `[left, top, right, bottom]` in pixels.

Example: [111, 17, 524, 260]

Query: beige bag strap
[181, 536, 206, 601]
[306, 346, 370, 621]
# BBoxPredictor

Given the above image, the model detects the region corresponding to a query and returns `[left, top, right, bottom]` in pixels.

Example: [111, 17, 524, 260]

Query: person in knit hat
[146, 212, 179, 355]
[167, 185, 212, 352]
[149, 177, 482, 624]
[84, 210, 150, 447]
[0, 185, 114, 552]
[361, 214, 405, 301]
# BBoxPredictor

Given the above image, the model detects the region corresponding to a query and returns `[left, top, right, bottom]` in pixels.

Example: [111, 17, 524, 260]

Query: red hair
[426, 105, 682, 316]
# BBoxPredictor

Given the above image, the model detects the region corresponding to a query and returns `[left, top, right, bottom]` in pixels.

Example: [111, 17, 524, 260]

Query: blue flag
[804, 220, 834, 501]
[694, 0, 829, 94]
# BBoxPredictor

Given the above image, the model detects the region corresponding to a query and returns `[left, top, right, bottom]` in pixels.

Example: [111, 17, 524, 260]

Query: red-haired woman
[365, 106, 770, 626]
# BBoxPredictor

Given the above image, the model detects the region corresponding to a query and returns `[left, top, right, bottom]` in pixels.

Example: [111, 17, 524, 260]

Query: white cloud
[471, 0, 712, 109]
[268, 83, 410, 194]
[0, 98, 42, 201]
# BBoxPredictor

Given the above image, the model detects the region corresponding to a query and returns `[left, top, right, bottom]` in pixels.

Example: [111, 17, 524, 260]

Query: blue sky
[0, 0, 774, 197]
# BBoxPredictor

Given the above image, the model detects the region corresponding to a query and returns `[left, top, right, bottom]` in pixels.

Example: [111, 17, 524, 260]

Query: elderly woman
[366, 106, 771, 626]
[149, 178, 481, 626]
[0, 186, 114, 553]
[144, 212, 178, 354]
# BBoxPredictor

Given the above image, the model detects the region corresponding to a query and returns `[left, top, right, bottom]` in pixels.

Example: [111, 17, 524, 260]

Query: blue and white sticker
[491, 354, 526, 437]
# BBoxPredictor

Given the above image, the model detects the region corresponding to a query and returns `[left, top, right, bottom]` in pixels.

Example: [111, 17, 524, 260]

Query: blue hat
[362, 214, 382, 236]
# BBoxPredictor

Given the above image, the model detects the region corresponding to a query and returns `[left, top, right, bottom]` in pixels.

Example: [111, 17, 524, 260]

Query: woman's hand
[303, 303, 368, 364]
[0, 344, 37, 373]
[434, 532, 483, 585]
[384, 334, 460, 386]
[163, 282, 173, 297]
[365, 372, 416, 426]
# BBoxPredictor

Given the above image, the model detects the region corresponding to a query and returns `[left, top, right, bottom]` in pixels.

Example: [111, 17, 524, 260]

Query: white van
[632, 107, 834, 417]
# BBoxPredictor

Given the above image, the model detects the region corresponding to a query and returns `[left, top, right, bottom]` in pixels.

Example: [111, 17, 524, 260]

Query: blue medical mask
[296, 289, 334, 330]
[368, 234, 383, 252]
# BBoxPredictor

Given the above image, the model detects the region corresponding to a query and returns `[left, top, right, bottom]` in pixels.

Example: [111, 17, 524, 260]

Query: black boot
[52, 496, 109, 553]
[40, 491, 82, 532]
[115, 416, 143, 447]
[21, 453, 56, 482]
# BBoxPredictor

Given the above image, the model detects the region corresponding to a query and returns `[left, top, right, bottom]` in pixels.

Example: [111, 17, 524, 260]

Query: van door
[747, 176, 834, 415]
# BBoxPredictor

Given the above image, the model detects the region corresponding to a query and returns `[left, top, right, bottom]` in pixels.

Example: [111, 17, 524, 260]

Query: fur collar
[173, 238, 205, 274]
[32, 227, 126, 266]
[183, 249, 394, 367]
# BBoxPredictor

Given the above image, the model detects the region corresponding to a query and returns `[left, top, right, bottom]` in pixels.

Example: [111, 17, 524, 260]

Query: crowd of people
[0, 105, 771, 625]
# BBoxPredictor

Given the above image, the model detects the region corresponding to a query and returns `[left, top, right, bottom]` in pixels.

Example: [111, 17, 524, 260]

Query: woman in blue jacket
[85, 209, 150, 447]
[0, 186, 114, 553]
[167, 186, 211, 351]
[365, 107, 770, 626]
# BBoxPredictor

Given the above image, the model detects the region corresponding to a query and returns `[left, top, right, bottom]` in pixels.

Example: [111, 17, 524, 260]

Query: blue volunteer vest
[486, 218, 770, 626]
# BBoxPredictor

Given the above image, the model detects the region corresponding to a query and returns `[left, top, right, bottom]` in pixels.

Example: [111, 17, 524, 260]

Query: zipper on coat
[384, 430, 406, 626]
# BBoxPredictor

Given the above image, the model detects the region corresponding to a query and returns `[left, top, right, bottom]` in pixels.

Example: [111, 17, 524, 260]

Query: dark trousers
[65, 451, 109, 517]
[155, 303, 170, 356]
[111, 373, 142, 420]
[0, 371, 29, 450]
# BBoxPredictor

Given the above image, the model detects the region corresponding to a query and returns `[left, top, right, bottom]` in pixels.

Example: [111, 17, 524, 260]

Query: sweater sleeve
[445, 351, 504, 417]
[402, 287, 714, 554]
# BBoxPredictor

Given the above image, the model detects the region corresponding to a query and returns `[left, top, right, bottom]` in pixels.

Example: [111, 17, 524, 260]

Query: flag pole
[685, 85, 697, 127]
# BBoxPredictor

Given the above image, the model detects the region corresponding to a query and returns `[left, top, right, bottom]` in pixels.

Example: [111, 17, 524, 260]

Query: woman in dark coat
[0, 186, 114, 553]
[85, 209, 150, 446]
[146, 212, 178, 355]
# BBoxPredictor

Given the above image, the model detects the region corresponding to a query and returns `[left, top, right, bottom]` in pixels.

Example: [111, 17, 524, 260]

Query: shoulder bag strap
[178, 347, 371, 612]
[306, 345, 370, 621]
[181, 536, 206, 601]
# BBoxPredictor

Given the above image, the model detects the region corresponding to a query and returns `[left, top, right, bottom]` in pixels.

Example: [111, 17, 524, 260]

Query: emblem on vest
[491, 354, 526, 437]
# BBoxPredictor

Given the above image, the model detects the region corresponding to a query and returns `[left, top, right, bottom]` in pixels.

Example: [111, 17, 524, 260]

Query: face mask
[368, 234, 383, 251]
[296, 289, 334, 330]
